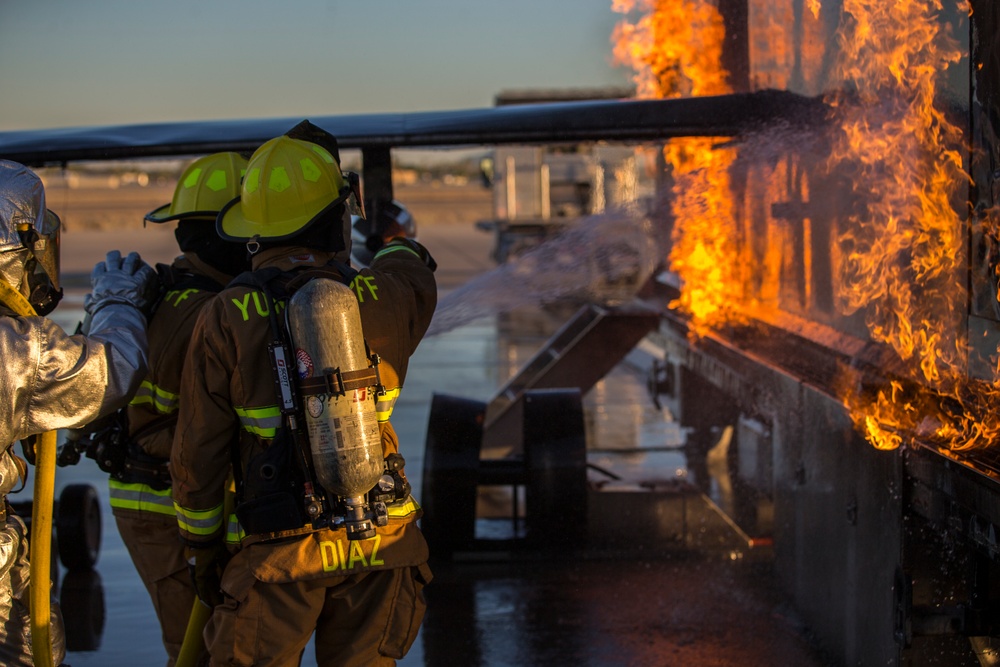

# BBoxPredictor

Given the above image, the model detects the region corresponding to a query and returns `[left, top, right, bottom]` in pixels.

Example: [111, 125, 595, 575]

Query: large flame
[613, 0, 997, 451]
[612, 0, 739, 337]
[826, 0, 984, 450]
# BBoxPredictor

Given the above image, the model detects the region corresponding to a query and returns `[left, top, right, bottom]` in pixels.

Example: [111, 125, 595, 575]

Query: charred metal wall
[968, 0, 1000, 379]
[770, 378, 903, 666]
[656, 319, 904, 664]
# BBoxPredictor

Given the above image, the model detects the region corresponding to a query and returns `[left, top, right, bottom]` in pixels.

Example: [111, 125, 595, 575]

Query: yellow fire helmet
[217, 136, 352, 242]
[145, 152, 248, 224]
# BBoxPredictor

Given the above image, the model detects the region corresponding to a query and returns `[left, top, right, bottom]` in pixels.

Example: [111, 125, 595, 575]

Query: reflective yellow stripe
[174, 501, 224, 538]
[108, 480, 175, 516]
[129, 380, 180, 414]
[234, 405, 282, 438]
[374, 244, 419, 260]
[225, 513, 245, 545]
[375, 388, 399, 422]
[387, 495, 421, 519]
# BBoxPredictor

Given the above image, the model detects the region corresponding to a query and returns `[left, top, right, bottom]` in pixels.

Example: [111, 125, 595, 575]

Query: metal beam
[0, 90, 828, 167]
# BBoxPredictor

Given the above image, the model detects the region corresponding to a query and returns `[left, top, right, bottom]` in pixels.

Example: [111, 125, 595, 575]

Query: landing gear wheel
[56, 483, 102, 571]
[523, 389, 587, 549]
[422, 393, 486, 560]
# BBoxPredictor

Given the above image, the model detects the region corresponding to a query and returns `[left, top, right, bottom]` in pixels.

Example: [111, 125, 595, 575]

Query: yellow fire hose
[175, 599, 211, 667]
[29, 430, 57, 667]
[0, 279, 57, 667]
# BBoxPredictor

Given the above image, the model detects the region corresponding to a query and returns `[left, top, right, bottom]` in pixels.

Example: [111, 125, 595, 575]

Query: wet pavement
[18, 222, 833, 666]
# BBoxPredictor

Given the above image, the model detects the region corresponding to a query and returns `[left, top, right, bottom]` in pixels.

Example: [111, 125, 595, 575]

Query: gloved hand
[185, 541, 230, 608]
[84, 250, 159, 318]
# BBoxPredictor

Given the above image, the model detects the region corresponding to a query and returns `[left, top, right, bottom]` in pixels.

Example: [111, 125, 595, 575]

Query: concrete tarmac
[42, 219, 833, 666]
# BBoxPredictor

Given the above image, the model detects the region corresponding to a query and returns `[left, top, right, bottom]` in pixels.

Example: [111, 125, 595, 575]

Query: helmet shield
[345, 171, 366, 221]
[32, 209, 61, 284]
[18, 209, 62, 314]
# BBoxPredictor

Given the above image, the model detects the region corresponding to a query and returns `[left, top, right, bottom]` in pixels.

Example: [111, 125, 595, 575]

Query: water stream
[426, 206, 668, 338]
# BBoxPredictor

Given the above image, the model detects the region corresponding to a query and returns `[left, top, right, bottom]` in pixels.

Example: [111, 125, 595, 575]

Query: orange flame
[826, 0, 989, 450]
[612, 0, 739, 337]
[614, 0, 995, 451]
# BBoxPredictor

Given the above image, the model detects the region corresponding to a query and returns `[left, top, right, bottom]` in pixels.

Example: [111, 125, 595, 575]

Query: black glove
[185, 542, 230, 608]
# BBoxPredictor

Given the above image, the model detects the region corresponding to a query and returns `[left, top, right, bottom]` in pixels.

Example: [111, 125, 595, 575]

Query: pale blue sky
[0, 0, 634, 132]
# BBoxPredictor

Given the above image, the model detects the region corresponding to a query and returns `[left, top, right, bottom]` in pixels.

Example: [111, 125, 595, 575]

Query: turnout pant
[205, 542, 431, 667]
[115, 510, 200, 666]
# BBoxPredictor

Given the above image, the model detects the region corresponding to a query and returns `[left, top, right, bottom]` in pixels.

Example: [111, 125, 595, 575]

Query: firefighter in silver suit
[0, 159, 157, 666]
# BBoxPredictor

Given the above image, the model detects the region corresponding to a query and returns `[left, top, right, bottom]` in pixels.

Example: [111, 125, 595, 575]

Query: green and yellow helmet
[217, 135, 352, 242]
[145, 152, 248, 224]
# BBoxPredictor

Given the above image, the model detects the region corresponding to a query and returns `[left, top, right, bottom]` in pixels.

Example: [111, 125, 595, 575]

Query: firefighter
[0, 160, 157, 666]
[171, 121, 437, 666]
[100, 152, 249, 667]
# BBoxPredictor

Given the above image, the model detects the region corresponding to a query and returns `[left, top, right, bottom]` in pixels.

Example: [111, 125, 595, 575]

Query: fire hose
[0, 279, 57, 667]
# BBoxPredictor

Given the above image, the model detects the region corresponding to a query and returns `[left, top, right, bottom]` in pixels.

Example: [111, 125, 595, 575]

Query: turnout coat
[171, 239, 437, 581]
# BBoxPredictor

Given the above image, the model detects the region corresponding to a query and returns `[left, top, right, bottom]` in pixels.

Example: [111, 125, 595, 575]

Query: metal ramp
[481, 303, 661, 456]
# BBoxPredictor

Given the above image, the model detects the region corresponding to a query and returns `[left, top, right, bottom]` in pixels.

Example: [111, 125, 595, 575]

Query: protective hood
[0, 161, 62, 314]
[0, 161, 46, 253]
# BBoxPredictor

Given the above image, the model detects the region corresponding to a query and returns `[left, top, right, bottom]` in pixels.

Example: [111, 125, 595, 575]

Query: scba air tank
[287, 278, 384, 500]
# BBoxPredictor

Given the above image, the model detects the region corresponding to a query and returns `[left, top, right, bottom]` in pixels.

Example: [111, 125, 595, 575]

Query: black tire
[55, 483, 102, 571]
[422, 393, 485, 560]
[523, 389, 588, 549]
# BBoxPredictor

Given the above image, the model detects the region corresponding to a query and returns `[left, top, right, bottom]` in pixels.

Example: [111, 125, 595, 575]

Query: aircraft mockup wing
[0, 90, 825, 166]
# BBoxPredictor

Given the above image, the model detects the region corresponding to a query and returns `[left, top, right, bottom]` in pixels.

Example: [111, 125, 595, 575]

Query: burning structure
[1, 0, 997, 661]
[419, 1, 1000, 662]
[604, 0, 1000, 663]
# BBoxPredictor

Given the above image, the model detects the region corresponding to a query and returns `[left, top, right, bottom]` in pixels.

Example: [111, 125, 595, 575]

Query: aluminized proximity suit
[172, 240, 436, 667]
[0, 164, 156, 667]
[111, 254, 234, 666]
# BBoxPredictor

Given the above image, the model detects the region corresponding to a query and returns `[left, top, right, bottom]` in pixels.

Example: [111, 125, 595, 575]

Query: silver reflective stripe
[130, 380, 179, 415]
[174, 502, 224, 537]
[225, 513, 245, 545]
[108, 480, 175, 515]
[234, 405, 282, 438]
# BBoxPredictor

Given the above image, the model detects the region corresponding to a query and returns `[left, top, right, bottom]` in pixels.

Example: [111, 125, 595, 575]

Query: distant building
[484, 86, 655, 262]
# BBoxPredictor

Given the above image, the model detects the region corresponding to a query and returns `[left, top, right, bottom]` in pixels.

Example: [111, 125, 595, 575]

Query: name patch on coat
[319, 535, 384, 571]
